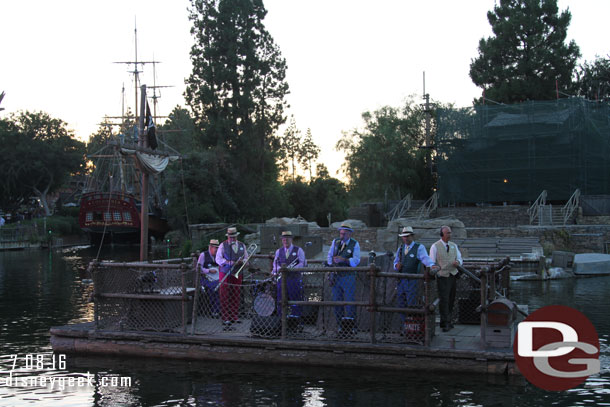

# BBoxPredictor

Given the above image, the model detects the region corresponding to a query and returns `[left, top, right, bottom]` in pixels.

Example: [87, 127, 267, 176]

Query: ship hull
[79, 192, 169, 245]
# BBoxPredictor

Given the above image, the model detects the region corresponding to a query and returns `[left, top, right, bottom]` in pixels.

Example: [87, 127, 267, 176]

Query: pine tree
[299, 128, 320, 182]
[185, 0, 289, 220]
[469, 0, 580, 104]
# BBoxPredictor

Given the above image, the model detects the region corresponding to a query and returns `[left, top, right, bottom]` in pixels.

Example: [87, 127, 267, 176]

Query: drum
[253, 292, 275, 317]
[204, 267, 220, 281]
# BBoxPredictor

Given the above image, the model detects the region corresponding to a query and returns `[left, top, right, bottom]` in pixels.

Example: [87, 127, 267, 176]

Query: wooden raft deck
[50, 320, 518, 375]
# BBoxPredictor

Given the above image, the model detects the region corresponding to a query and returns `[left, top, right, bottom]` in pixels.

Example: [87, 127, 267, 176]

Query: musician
[215, 227, 249, 330]
[197, 239, 220, 317]
[272, 230, 306, 322]
[429, 225, 463, 332]
[393, 227, 438, 325]
[326, 222, 360, 335]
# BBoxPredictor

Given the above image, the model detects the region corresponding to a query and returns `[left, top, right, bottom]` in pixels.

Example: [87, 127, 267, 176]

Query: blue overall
[331, 238, 357, 323]
[200, 251, 220, 315]
[275, 246, 304, 318]
[397, 243, 422, 322]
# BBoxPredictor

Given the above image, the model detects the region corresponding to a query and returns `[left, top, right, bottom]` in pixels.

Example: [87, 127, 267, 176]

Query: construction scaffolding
[435, 99, 610, 204]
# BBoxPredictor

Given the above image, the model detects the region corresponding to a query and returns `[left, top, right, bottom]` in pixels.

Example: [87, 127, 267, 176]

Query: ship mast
[113, 24, 159, 129]
[139, 85, 149, 261]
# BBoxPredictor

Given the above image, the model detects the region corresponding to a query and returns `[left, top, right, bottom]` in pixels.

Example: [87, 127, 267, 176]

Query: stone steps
[415, 237, 541, 259]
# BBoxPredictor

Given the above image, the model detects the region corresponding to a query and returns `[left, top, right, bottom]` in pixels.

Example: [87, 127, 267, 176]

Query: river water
[0, 246, 608, 406]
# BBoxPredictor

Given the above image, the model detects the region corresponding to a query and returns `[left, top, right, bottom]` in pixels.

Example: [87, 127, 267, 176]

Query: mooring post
[489, 265, 497, 301]
[281, 267, 288, 339]
[181, 262, 187, 335]
[190, 252, 200, 335]
[424, 267, 432, 347]
[369, 263, 378, 344]
[480, 270, 488, 345]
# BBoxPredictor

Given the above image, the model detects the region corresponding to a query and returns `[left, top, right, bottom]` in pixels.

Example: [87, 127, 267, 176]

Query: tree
[299, 128, 320, 181]
[1, 111, 86, 215]
[185, 0, 289, 221]
[278, 117, 301, 181]
[469, 0, 580, 104]
[336, 98, 434, 202]
[572, 56, 610, 101]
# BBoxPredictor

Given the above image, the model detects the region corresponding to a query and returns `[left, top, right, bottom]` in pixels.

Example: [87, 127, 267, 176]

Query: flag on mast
[145, 102, 158, 150]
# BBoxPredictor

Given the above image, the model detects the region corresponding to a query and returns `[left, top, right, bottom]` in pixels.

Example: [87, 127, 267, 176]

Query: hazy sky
[1, 0, 609, 177]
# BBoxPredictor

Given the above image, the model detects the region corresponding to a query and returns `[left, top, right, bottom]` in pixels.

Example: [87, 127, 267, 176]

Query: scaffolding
[435, 99, 610, 204]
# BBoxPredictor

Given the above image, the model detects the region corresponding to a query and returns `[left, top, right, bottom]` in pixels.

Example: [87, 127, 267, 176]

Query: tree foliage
[469, 0, 580, 104]
[278, 117, 301, 181]
[283, 174, 348, 227]
[300, 128, 320, 181]
[572, 56, 610, 101]
[0, 111, 85, 214]
[336, 99, 434, 202]
[185, 0, 289, 222]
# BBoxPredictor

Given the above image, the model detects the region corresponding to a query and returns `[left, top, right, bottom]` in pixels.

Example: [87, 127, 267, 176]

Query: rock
[265, 217, 320, 229]
[244, 232, 260, 248]
[386, 217, 466, 239]
[376, 216, 467, 252]
[330, 219, 367, 229]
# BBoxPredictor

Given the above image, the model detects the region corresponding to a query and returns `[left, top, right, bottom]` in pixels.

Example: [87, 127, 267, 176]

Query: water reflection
[0, 247, 609, 406]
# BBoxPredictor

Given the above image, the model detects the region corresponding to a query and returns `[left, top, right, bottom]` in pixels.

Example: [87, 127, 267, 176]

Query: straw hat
[209, 239, 220, 247]
[226, 227, 239, 237]
[338, 222, 353, 232]
[281, 230, 293, 237]
[398, 226, 415, 237]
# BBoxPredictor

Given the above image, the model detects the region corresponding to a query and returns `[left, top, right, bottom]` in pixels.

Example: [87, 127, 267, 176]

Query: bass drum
[253, 292, 275, 317]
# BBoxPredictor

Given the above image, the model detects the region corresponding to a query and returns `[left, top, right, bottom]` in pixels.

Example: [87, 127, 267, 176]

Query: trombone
[215, 243, 258, 291]
[234, 243, 258, 278]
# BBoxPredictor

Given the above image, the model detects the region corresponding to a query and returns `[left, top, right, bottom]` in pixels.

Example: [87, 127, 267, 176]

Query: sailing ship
[78, 133, 176, 245]
[79, 28, 178, 246]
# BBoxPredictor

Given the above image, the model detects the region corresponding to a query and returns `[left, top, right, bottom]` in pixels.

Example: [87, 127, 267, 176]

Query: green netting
[436, 99, 610, 204]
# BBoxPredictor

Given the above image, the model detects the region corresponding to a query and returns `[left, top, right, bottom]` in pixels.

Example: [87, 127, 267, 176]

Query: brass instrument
[215, 243, 258, 291]
[234, 243, 258, 278]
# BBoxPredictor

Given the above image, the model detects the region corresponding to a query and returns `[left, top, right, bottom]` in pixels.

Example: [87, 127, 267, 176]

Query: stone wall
[309, 227, 380, 252]
[434, 206, 530, 227]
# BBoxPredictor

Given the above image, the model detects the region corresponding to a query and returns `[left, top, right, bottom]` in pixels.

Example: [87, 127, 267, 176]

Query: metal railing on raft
[276, 263, 437, 346]
[90, 255, 516, 348]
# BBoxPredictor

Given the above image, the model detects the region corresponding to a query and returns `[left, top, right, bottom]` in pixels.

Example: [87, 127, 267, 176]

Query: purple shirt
[215, 240, 248, 269]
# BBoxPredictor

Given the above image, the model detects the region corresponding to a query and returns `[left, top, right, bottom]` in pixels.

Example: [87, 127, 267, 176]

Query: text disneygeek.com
[1, 354, 132, 390]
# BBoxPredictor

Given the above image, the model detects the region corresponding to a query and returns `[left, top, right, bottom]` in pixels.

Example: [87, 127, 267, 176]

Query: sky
[2, 0, 610, 178]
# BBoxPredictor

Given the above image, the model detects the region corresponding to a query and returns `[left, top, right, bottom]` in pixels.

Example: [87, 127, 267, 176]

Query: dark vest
[220, 240, 245, 273]
[277, 245, 300, 267]
[398, 242, 422, 273]
[203, 251, 218, 269]
[333, 238, 357, 267]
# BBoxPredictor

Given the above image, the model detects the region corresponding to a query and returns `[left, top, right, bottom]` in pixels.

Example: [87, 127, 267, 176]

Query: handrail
[527, 190, 547, 225]
[415, 192, 438, 220]
[385, 193, 412, 220]
[561, 188, 580, 225]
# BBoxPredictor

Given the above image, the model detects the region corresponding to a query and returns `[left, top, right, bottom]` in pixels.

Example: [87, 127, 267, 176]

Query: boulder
[330, 219, 367, 229]
[376, 217, 466, 252]
[265, 217, 320, 229]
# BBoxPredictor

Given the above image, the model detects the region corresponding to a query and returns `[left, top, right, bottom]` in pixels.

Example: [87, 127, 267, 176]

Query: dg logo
[514, 305, 600, 391]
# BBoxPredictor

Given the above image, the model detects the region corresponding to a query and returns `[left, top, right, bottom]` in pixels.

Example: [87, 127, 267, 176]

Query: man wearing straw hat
[272, 230, 307, 325]
[393, 227, 438, 327]
[326, 222, 360, 335]
[197, 239, 221, 317]
[215, 227, 248, 330]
